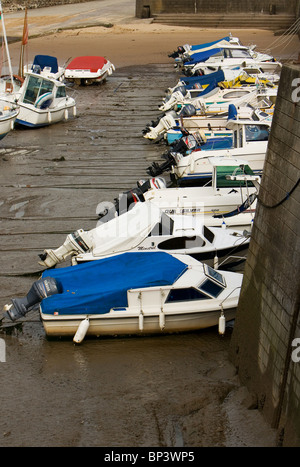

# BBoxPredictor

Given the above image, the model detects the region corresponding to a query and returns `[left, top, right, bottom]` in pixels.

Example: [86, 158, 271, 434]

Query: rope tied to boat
[258, 177, 300, 209]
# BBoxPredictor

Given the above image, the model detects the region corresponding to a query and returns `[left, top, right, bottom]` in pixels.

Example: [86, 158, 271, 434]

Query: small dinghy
[64, 56, 115, 85]
[3, 252, 243, 341]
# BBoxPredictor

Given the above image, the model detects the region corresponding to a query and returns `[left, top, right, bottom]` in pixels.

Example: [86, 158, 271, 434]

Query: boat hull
[41, 306, 237, 338]
[0, 109, 19, 138]
[16, 101, 76, 128]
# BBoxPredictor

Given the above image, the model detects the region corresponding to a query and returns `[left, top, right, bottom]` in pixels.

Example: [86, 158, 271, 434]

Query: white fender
[218, 312, 226, 335]
[139, 312, 144, 331]
[73, 318, 90, 343]
[159, 310, 165, 330]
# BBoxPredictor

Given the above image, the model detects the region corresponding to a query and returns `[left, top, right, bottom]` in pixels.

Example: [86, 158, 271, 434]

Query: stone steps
[151, 13, 297, 31]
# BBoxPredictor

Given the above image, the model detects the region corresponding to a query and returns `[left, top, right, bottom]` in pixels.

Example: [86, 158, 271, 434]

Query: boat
[180, 43, 281, 76]
[96, 157, 260, 230]
[25, 55, 65, 81]
[162, 69, 277, 112]
[147, 111, 271, 183]
[37, 201, 250, 269]
[64, 56, 115, 85]
[0, 8, 76, 128]
[0, 70, 77, 128]
[0, 102, 19, 139]
[0, 1, 19, 139]
[3, 251, 243, 341]
[168, 35, 242, 62]
[143, 91, 274, 140]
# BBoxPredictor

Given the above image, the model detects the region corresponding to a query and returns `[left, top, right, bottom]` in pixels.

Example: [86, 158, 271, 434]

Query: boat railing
[219, 286, 242, 310]
[216, 254, 247, 270]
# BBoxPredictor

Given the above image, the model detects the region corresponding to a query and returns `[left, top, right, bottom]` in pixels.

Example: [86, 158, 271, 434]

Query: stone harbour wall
[136, 0, 298, 17]
[229, 64, 300, 447]
[2, 0, 94, 11]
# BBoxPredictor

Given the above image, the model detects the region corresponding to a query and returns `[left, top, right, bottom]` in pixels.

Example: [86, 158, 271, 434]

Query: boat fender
[218, 311, 226, 335]
[73, 318, 90, 344]
[35, 92, 54, 109]
[139, 312, 144, 331]
[159, 310, 165, 330]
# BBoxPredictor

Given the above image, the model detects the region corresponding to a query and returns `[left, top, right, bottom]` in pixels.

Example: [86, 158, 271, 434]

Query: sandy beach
[2, 0, 300, 72]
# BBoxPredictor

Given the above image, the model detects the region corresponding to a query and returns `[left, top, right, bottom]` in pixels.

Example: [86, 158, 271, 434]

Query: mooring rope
[258, 177, 300, 209]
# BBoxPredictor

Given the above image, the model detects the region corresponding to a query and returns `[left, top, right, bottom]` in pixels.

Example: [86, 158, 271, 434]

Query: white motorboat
[0, 102, 19, 139]
[37, 201, 250, 269]
[0, 70, 76, 128]
[181, 43, 281, 76]
[3, 252, 243, 341]
[169, 35, 242, 63]
[96, 157, 260, 230]
[64, 56, 115, 85]
[148, 118, 271, 183]
[143, 90, 275, 141]
[142, 160, 259, 228]
[159, 79, 277, 113]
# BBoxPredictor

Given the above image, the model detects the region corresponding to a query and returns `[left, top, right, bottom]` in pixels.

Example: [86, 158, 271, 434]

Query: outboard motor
[178, 104, 197, 118]
[168, 46, 185, 59]
[97, 177, 167, 219]
[38, 229, 94, 268]
[142, 114, 165, 135]
[147, 154, 176, 177]
[146, 129, 204, 177]
[3, 277, 60, 321]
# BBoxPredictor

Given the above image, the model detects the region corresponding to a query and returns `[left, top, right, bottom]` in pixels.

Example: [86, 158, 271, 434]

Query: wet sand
[1, 7, 296, 447]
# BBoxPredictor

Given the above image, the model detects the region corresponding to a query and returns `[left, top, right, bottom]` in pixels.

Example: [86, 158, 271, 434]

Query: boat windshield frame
[22, 73, 55, 106]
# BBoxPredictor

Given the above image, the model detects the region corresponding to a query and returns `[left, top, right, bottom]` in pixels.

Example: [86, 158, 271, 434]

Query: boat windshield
[229, 49, 252, 59]
[165, 287, 208, 302]
[216, 165, 255, 188]
[23, 75, 54, 105]
[245, 124, 269, 142]
[56, 86, 66, 98]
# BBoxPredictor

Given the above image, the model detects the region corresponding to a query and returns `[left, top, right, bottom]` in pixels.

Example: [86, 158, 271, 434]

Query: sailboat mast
[0, 0, 15, 91]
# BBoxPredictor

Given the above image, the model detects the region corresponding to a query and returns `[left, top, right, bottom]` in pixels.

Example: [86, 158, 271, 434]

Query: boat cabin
[226, 119, 270, 150]
[20, 72, 67, 108]
[127, 261, 228, 313]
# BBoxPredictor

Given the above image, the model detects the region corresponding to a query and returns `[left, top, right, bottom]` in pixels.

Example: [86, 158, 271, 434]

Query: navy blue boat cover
[180, 70, 225, 88]
[190, 37, 230, 51]
[184, 48, 223, 65]
[40, 252, 188, 316]
[32, 55, 59, 73]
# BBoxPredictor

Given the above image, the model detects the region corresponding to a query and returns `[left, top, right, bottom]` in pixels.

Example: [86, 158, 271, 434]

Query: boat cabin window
[203, 225, 215, 243]
[149, 212, 174, 237]
[216, 165, 255, 188]
[204, 264, 226, 286]
[157, 236, 205, 250]
[198, 279, 224, 298]
[56, 86, 67, 98]
[198, 265, 226, 298]
[166, 287, 208, 303]
[245, 124, 269, 142]
[210, 50, 224, 58]
[23, 75, 54, 105]
[228, 49, 252, 59]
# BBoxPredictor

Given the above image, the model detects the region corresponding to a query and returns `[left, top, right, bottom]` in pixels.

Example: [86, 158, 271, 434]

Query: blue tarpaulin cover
[184, 48, 223, 65]
[32, 55, 59, 74]
[180, 70, 225, 88]
[190, 37, 230, 51]
[40, 252, 188, 316]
